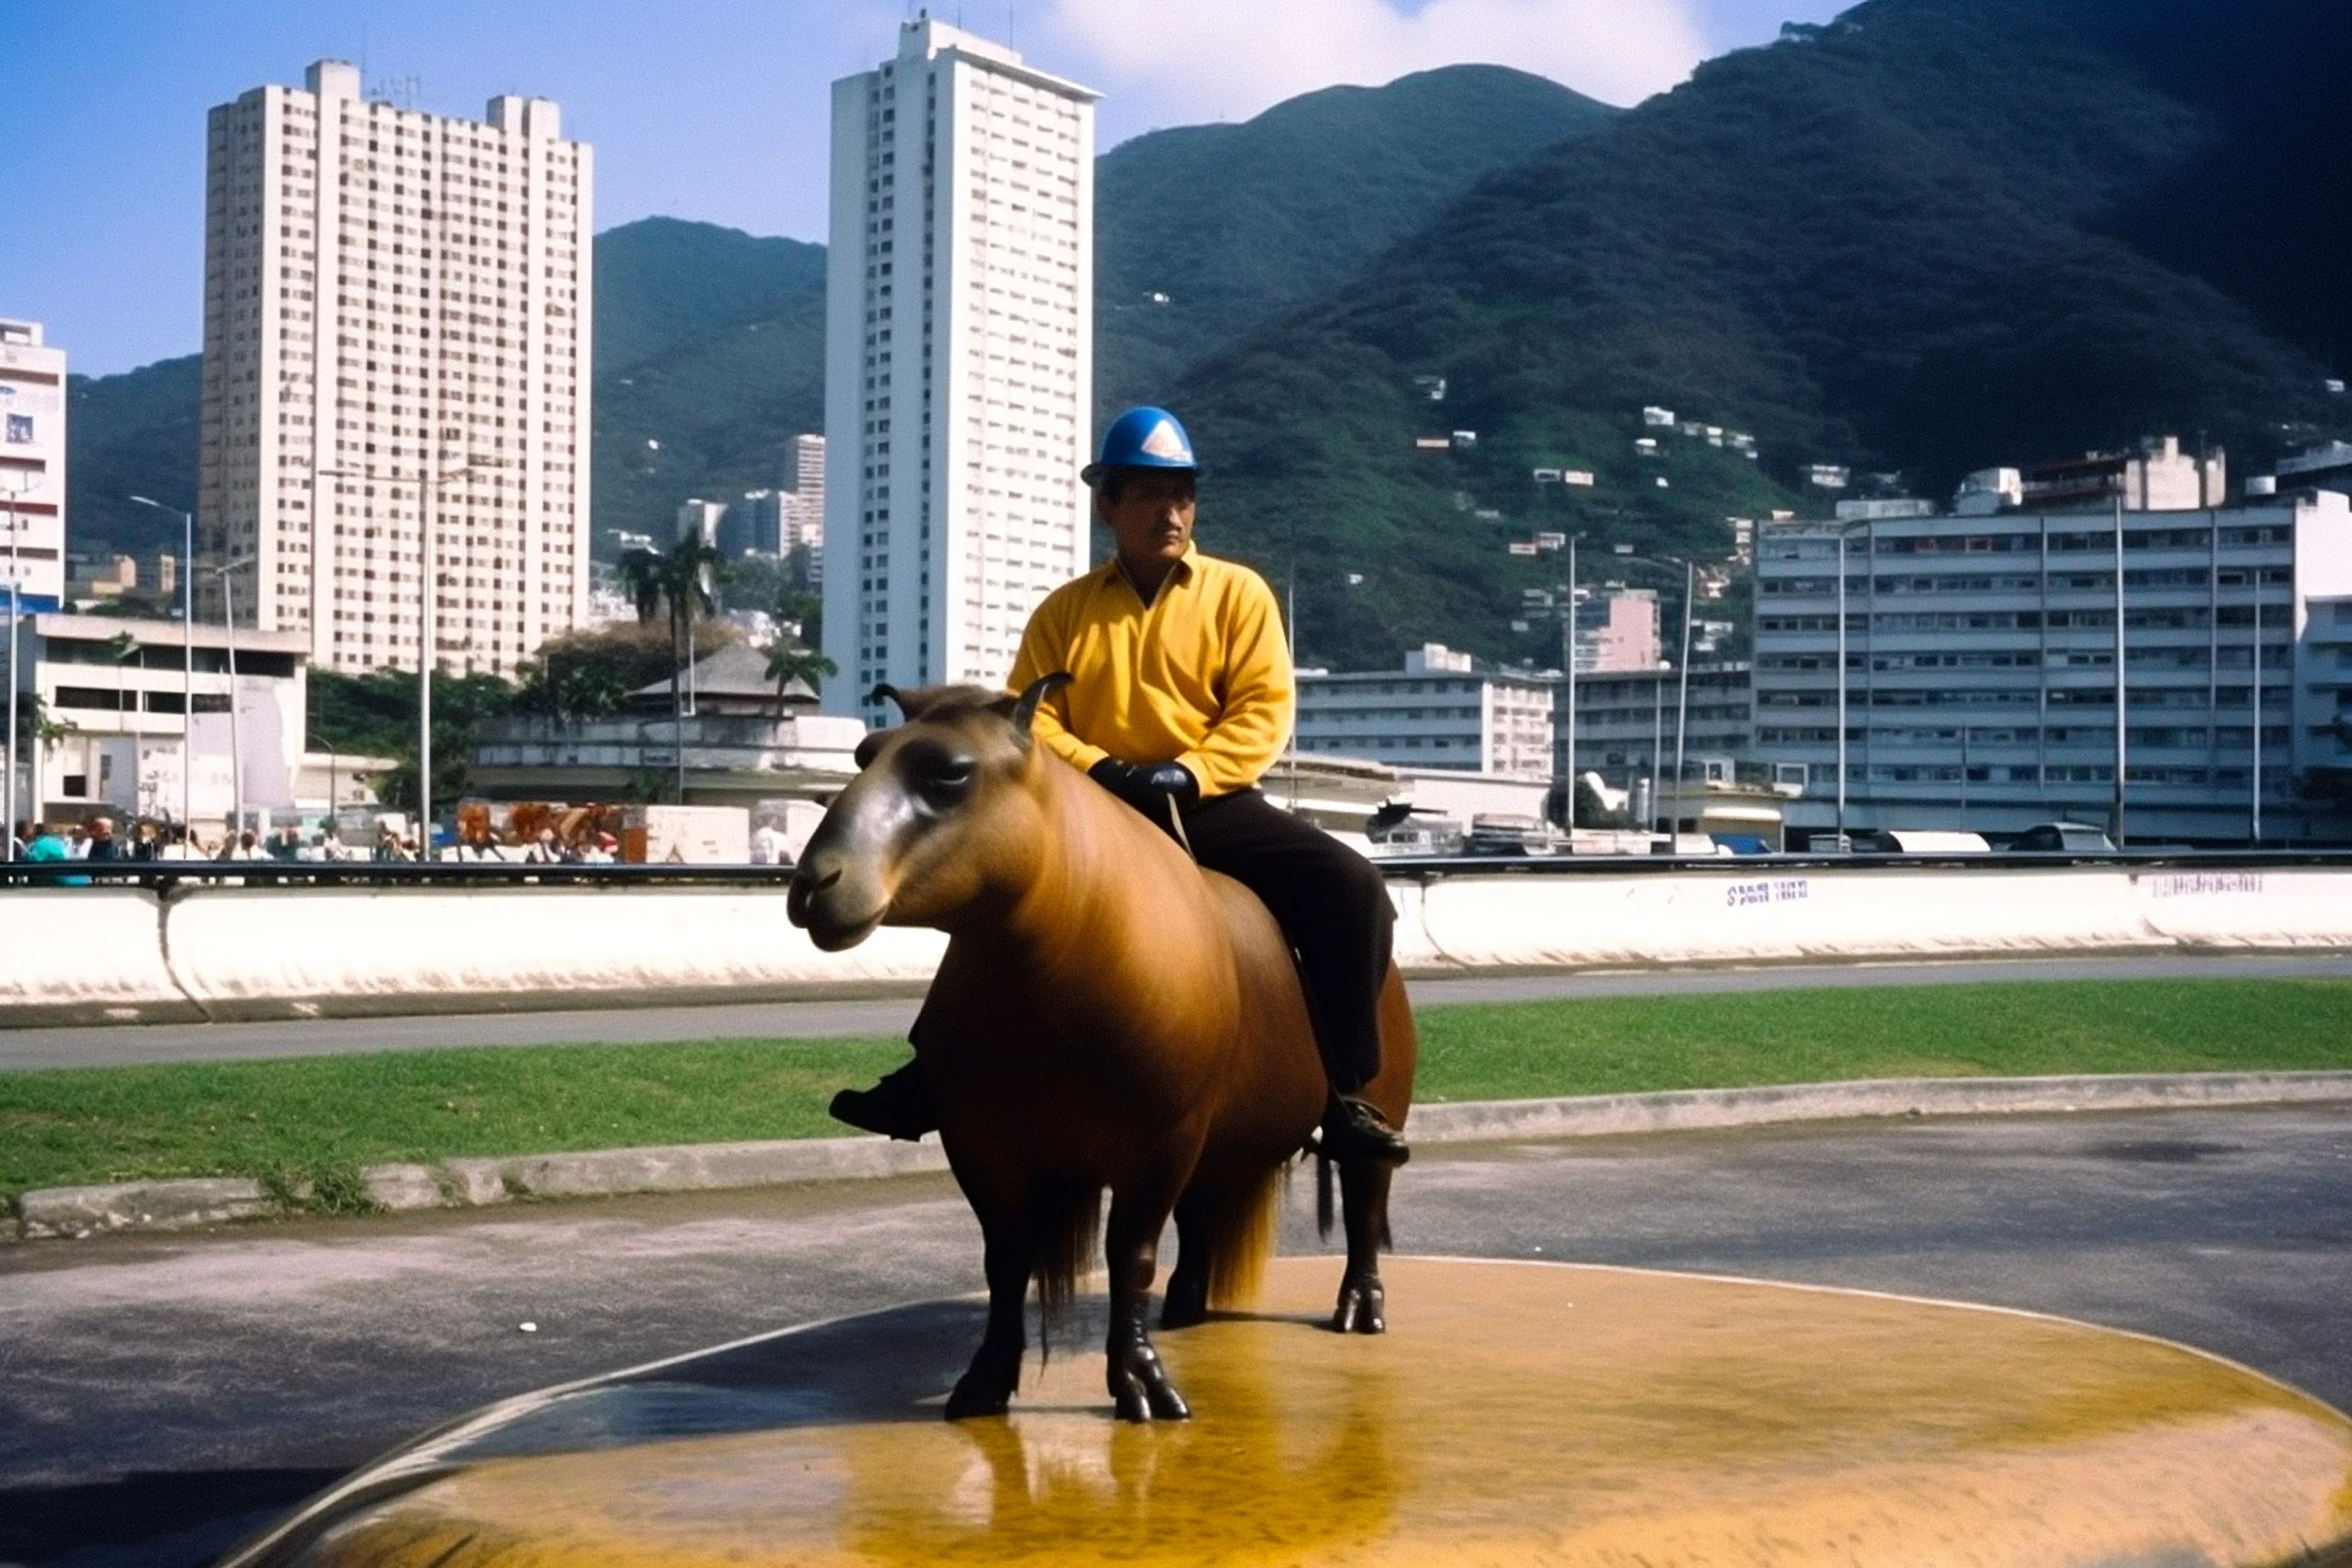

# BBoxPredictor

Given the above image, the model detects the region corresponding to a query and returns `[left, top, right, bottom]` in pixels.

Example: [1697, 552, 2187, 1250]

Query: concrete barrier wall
[159, 886, 948, 1020]
[1407, 868, 2160, 969]
[0, 889, 197, 1024]
[1, 866, 2347, 1027]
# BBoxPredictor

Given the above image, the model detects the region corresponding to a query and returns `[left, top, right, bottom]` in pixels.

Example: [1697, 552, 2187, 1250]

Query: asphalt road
[7, 951, 2352, 1071]
[4, 1101, 2347, 1568]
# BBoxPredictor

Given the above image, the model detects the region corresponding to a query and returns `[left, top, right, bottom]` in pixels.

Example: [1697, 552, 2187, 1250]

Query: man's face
[1098, 469, 1197, 569]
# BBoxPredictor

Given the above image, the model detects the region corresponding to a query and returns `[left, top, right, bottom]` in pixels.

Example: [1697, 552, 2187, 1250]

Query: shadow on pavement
[1, 1468, 347, 1568]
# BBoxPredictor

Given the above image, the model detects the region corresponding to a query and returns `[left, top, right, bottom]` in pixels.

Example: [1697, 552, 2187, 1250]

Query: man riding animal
[831, 405, 1410, 1168]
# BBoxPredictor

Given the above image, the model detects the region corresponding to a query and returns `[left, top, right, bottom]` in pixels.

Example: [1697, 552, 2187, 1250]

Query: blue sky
[1, 0, 1842, 375]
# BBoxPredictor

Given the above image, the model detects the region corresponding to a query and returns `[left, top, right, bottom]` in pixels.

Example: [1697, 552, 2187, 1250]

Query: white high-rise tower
[821, 18, 1096, 719]
[197, 59, 593, 679]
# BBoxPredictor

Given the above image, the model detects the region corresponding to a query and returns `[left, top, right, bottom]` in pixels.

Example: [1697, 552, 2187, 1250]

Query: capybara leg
[1106, 1188, 1189, 1422]
[947, 1223, 1032, 1420]
[1331, 1158, 1393, 1335]
[1160, 1189, 1211, 1330]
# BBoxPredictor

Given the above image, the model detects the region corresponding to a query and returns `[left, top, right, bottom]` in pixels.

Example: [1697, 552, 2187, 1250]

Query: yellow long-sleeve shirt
[1006, 546, 1293, 798]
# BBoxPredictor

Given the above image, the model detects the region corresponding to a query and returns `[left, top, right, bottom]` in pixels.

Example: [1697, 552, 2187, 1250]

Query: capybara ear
[870, 683, 907, 715]
[1003, 671, 1076, 743]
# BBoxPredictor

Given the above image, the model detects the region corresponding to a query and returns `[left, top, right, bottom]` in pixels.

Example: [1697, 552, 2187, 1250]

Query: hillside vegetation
[1094, 66, 1614, 412]
[63, 354, 202, 563]
[1169, 0, 2349, 671]
[590, 218, 829, 546]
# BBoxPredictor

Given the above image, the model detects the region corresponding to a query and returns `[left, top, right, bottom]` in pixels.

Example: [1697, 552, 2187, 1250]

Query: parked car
[1847, 829, 1992, 854]
[2004, 822, 2117, 853]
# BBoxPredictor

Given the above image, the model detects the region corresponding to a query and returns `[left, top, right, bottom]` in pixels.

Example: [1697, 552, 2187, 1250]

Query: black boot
[829, 1061, 939, 1141]
[1320, 1092, 1410, 1166]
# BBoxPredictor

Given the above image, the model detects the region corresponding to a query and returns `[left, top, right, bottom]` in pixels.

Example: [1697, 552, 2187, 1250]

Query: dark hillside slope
[591, 219, 829, 543]
[1095, 66, 1615, 412]
[1171, 0, 2344, 670]
[65, 355, 202, 562]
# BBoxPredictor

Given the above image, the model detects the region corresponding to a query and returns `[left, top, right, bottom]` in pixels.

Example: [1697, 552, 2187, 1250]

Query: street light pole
[2, 479, 26, 853]
[1673, 557, 1695, 813]
[2111, 494, 2128, 847]
[1561, 537, 1577, 827]
[128, 496, 195, 826]
[1836, 528, 1849, 846]
[320, 453, 498, 853]
[200, 556, 254, 837]
[2251, 553, 2264, 843]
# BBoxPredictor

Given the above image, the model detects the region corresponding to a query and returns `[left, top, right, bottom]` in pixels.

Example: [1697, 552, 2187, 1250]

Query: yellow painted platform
[251, 1257, 2352, 1567]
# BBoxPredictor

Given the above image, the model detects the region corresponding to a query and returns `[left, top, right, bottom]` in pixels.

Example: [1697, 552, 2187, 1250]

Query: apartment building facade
[197, 59, 593, 680]
[1295, 645, 1556, 782]
[0, 318, 67, 611]
[821, 19, 1096, 719]
[1749, 493, 2352, 843]
[1556, 662, 1757, 789]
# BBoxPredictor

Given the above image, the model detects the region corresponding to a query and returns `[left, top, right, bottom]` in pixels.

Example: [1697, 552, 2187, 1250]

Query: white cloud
[1030, 0, 1707, 135]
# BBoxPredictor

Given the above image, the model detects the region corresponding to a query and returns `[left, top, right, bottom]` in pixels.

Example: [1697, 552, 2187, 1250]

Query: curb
[12, 1070, 2352, 1242]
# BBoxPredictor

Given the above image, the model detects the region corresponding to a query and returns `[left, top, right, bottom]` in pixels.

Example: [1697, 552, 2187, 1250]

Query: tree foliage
[307, 668, 518, 810]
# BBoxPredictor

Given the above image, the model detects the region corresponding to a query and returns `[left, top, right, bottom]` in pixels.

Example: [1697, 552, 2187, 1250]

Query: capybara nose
[786, 862, 840, 929]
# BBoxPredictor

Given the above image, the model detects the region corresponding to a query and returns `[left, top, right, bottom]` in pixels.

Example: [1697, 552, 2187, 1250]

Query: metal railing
[0, 847, 2345, 890]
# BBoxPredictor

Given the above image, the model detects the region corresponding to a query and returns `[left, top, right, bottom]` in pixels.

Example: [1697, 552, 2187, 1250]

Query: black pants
[1173, 788, 1393, 1093]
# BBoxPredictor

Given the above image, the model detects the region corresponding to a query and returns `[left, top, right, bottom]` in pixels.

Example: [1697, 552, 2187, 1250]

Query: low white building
[0, 318, 67, 612]
[10, 612, 385, 829]
[1295, 644, 1556, 782]
[469, 640, 865, 807]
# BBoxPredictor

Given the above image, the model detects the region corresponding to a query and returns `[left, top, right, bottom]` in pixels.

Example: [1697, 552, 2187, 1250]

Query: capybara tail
[1031, 1178, 1102, 1355]
[1203, 1167, 1283, 1312]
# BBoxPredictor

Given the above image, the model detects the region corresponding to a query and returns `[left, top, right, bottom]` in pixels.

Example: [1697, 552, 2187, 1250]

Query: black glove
[1088, 757, 1200, 818]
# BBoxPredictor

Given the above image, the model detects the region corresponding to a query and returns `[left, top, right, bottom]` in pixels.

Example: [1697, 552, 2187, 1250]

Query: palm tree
[615, 536, 729, 801]
[763, 643, 837, 718]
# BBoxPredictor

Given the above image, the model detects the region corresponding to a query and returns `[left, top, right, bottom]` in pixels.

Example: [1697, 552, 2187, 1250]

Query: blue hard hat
[1082, 406, 1199, 484]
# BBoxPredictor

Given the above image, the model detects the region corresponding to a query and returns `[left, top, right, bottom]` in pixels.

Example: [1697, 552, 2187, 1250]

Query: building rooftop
[631, 640, 818, 710]
[31, 612, 311, 657]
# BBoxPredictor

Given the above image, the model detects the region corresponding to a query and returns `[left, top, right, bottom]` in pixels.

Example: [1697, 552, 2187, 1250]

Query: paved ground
[8, 952, 2352, 1071]
[4, 1101, 2346, 1567]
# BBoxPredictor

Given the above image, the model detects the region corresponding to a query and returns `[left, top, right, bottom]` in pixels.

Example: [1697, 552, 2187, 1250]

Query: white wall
[1, 866, 2348, 1027]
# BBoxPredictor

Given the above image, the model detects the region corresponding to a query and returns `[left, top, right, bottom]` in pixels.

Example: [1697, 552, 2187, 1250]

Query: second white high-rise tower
[821, 18, 1096, 719]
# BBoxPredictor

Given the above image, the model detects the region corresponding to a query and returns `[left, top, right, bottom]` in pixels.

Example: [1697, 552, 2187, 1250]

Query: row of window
[1763, 525, 2294, 559]
[1763, 567, 2291, 595]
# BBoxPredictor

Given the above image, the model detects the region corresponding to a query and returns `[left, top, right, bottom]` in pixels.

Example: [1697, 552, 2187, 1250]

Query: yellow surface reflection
[287, 1257, 2352, 1567]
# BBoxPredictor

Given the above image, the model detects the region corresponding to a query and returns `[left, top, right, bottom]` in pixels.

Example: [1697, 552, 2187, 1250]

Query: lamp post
[1561, 537, 1577, 826]
[318, 453, 502, 849]
[2, 476, 29, 853]
[1615, 551, 1699, 835]
[198, 555, 255, 837]
[127, 495, 195, 826]
[2111, 494, 2128, 847]
[1674, 559, 1695, 799]
[1826, 520, 1878, 848]
[2251, 543, 2264, 844]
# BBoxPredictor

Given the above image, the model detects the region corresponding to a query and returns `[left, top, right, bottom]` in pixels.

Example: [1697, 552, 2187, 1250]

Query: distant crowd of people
[3, 817, 622, 870]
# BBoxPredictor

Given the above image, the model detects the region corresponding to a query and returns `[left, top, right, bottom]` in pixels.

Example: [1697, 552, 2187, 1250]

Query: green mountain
[591, 217, 829, 544]
[1093, 66, 1616, 412]
[1169, 0, 2351, 672]
[64, 353, 203, 563]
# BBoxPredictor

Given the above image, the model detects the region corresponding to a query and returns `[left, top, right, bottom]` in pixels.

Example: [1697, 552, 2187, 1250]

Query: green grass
[4, 980, 2348, 1204]
[1412, 979, 2352, 1103]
